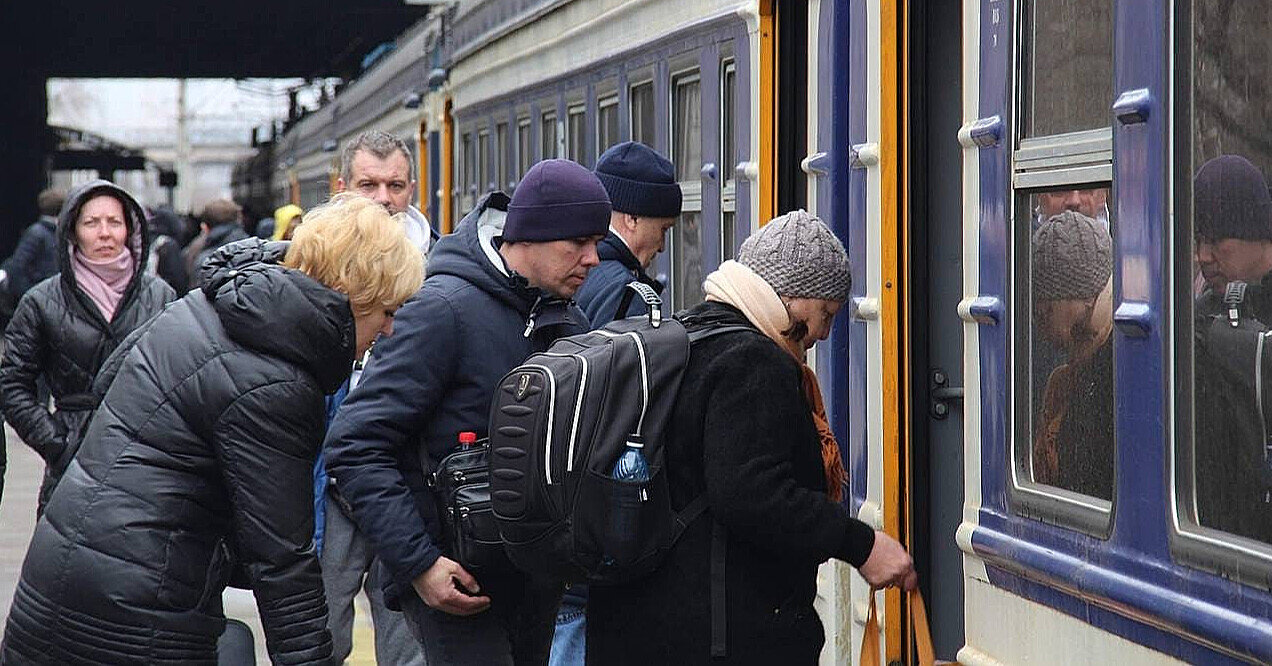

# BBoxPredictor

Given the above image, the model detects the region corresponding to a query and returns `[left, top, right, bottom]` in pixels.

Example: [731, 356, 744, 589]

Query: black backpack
[487, 282, 749, 585]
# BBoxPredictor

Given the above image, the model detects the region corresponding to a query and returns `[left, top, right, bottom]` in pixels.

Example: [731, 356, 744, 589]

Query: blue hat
[1194, 154, 1272, 242]
[594, 141, 683, 218]
[504, 159, 612, 242]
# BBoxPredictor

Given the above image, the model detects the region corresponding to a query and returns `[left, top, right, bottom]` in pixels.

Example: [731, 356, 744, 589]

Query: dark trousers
[400, 573, 562, 666]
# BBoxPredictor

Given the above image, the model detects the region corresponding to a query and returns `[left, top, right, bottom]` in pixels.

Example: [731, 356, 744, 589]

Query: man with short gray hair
[335, 130, 437, 256]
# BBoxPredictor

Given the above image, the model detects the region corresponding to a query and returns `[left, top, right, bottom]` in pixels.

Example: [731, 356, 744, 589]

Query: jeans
[321, 493, 427, 666]
[548, 594, 586, 666]
[399, 572, 562, 666]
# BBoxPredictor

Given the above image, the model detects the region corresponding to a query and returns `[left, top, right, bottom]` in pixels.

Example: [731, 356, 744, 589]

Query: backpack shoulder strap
[686, 324, 756, 344]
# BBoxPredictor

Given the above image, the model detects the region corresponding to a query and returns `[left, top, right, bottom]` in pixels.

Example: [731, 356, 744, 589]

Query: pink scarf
[72, 248, 135, 322]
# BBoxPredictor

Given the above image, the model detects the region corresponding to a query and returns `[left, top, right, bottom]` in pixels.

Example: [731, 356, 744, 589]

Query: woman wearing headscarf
[1, 192, 424, 665]
[587, 210, 917, 665]
[0, 180, 175, 515]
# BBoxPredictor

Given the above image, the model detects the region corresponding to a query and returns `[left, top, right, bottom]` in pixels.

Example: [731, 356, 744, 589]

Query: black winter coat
[587, 302, 875, 666]
[0, 238, 353, 665]
[2, 216, 59, 298]
[0, 180, 175, 512]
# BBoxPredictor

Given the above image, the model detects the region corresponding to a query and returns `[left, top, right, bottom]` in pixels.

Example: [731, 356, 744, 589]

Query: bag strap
[709, 521, 728, 658]
[614, 281, 664, 327]
[686, 324, 755, 344]
[859, 588, 935, 666]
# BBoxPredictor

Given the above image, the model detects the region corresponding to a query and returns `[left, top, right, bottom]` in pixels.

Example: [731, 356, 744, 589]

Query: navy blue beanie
[504, 159, 612, 242]
[594, 141, 683, 218]
[1194, 154, 1272, 241]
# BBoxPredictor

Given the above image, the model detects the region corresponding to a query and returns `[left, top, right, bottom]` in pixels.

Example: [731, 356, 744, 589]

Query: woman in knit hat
[586, 210, 916, 666]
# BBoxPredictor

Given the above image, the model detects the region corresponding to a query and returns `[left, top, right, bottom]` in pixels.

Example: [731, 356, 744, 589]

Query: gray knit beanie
[736, 209, 852, 302]
[1032, 210, 1113, 301]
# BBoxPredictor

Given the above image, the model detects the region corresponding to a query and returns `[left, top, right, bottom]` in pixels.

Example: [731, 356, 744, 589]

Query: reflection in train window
[1181, 0, 1272, 548]
[517, 118, 531, 182]
[541, 112, 558, 160]
[568, 105, 586, 164]
[672, 71, 704, 311]
[598, 95, 619, 154]
[496, 123, 508, 191]
[1021, 0, 1113, 137]
[630, 81, 655, 147]
[1014, 187, 1115, 502]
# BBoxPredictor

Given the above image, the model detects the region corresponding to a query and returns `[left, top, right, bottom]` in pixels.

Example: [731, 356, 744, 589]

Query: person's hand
[412, 556, 492, 616]
[858, 530, 918, 590]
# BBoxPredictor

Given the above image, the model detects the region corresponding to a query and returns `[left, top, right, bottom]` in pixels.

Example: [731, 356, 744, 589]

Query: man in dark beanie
[1193, 154, 1272, 318]
[324, 158, 609, 665]
[575, 141, 683, 327]
[1030, 210, 1115, 500]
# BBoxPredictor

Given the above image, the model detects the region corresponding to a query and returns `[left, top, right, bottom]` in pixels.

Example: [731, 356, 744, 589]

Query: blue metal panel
[844, 0, 868, 516]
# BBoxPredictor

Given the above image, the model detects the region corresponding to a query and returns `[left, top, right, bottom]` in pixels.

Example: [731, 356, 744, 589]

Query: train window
[598, 95, 619, 154]
[461, 131, 474, 213]
[541, 112, 558, 160]
[478, 130, 491, 195]
[721, 60, 737, 261]
[672, 70, 704, 310]
[1020, 0, 1113, 138]
[630, 81, 655, 147]
[517, 117, 531, 181]
[1173, 0, 1272, 575]
[496, 123, 508, 191]
[568, 104, 586, 164]
[1010, 183, 1116, 534]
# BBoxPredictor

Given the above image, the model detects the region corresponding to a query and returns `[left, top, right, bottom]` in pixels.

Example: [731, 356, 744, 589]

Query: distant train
[233, 1, 1272, 663]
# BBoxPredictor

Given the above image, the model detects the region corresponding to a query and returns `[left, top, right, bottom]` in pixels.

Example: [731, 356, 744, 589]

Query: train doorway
[906, 0, 966, 660]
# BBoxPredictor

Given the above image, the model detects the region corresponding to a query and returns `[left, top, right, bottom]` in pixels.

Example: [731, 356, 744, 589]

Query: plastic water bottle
[608, 436, 650, 566]
[458, 431, 478, 448]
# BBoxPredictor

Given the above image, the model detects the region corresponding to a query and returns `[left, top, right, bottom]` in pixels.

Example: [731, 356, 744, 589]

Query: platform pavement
[0, 422, 378, 664]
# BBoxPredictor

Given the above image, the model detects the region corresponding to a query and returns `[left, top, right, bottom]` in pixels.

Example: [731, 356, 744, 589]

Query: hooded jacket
[0, 180, 175, 511]
[573, 229, 664, 327]
[324, 191, 589, 601]
[1, 237, 350, 666]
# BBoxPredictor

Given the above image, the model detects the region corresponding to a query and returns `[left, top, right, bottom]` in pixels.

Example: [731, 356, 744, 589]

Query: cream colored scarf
[703, 260, 847, 501]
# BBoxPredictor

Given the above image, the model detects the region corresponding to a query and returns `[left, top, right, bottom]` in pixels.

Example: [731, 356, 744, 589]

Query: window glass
[568, 106, 586, 164]
[1185, 0, 1272, 544]
[673, 74, 702, 181]
[673, 211, 704, 310]
[1022, 0, 1113, 137]
[598, 97, 619, 154]
[496, 123, 508, 190]
[541, 113, 558, 160]
[478, 131, 490, 193]
[721, 211, 736, 262]
[517, 118, 531, 181]
[1014, 186, 1115, 501]
[631, 82, 655, 147]
[462, 132, 473, 193]
[722, 62, 736, 183]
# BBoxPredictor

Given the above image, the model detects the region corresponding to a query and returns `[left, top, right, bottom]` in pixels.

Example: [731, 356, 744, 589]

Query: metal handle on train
[615, 281, 663, 328]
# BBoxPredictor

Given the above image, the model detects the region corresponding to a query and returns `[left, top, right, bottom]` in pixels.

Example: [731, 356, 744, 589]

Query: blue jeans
[548, 594, 586, 666]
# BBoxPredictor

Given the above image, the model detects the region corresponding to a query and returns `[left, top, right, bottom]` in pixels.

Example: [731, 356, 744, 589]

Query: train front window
[1176, 0, 1272, 556]
[1021, 0, 1113, 137]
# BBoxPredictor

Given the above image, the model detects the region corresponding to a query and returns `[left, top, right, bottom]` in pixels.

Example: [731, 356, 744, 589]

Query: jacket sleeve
[701, 341, 876, 568]
[0, 294, 62, 462]
[324, 290, 458, 585]
[213, 379, 332, 666]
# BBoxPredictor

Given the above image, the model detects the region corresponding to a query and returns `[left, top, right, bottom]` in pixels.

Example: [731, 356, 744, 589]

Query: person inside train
[1193, 154, 1272, 319]
[1033, 186, 1110, 231]
[323, 159, 610, 665]
[0, 180, 176, 516]
[334, 129, 438, 256]
[574, 141, 682, 326]
[0, 192, 423, 665]
[1030, 210, 1115, 500]
[586, 210, 917, 665]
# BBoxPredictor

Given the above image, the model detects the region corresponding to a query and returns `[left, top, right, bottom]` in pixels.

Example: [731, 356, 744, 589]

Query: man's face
[1195, 236, 1272, 291]
[1037, 187, 1109, 219]
[516, 236, 604, 299]
[622, 214, 676, 269]
[338, 150, 414, 215]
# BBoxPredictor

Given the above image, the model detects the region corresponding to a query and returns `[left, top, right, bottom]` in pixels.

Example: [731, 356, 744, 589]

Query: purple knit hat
[503, 159, 612, 242]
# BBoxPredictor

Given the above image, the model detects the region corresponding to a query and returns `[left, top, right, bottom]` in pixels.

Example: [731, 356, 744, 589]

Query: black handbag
[427, 437, 512, 573]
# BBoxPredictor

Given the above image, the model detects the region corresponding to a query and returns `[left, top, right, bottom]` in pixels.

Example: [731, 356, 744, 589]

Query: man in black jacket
[185, 198, 249, 275]
[2, 188, 65, 300]
[325, 159, 611, 665]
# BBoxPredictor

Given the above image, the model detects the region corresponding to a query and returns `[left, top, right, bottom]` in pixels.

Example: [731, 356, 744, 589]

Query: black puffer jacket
[0, 180, 175, 512]
[1, 238, 352, 665]
[586, 302, 875, 665]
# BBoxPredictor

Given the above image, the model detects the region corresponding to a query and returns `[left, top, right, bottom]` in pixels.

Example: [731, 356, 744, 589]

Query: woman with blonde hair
[2, 192, 423, 666]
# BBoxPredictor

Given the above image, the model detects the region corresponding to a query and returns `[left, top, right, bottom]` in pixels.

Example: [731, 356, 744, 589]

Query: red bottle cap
[458, 431, 478, 445]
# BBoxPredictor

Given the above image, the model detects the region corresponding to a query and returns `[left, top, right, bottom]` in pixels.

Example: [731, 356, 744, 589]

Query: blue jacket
[323, 192, 590, 600]
[573, 230, 663, 327]
[3, 217, 59, 298]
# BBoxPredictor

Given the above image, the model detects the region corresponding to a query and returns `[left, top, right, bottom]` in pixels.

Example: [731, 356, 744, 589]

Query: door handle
[930, 368, 963, 419]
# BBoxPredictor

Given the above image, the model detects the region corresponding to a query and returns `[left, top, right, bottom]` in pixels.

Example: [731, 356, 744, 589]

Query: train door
[907, 0, 966, 659]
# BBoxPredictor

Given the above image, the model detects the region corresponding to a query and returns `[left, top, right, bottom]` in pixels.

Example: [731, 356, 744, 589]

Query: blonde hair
[283, 192, 423, 316]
